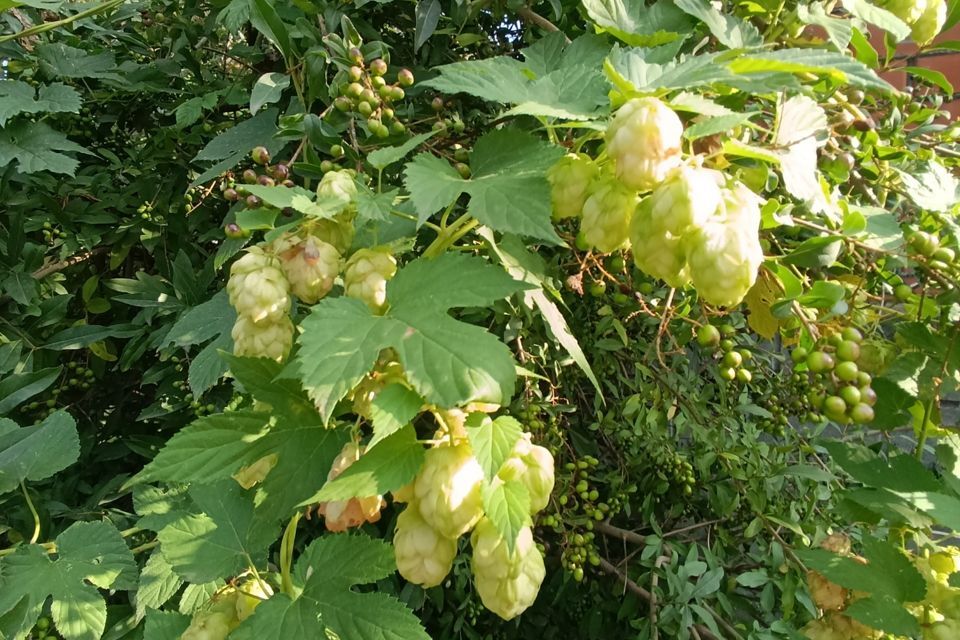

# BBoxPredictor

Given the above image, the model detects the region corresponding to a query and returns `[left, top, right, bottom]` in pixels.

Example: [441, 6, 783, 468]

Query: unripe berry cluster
[333, 48, 412, 139]
[696, 323, 755, 384]
[790, 327, 876, 425]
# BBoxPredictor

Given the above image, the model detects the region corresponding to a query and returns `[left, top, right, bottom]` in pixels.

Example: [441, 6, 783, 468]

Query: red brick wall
[870, 23, 960, 120]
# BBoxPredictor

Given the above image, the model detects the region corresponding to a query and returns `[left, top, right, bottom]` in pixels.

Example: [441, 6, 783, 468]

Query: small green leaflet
[0, 411, 79, 494]
[250, 72, 290, 114]
[366, 130, 439, 170]
[482, 479, 531, 554]
[581, 0, 692, 47]
[175, 91, 223, 129]
[304, 425, 424, 503]
[673, 0, 762, 49]
[404, 129, 565, 243]
[0, 521, 137, 640]
[0, 121, 88, 176]
[842, 0, 911, 41]
[143, 609, 191, 640]
[466, 414, 523, 481]
[164, 291, 236, 396]
[233, 535, 429, 640]
[367, 383, 424, 448]
[243, 183, 345, 219]
[0, 81, 81, 127]
[845, 595, 920, 636]
[135, 551, 183, 617]
[292, 254, 530, 422]
[422, 56, 608, 120]
[129, 411, 348, 523]
[35, 43, 122, 81]
[157, 481, 277, 583]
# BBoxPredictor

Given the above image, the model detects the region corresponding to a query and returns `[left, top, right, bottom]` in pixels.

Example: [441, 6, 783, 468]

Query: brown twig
[32, 247, 108, 280]
[516, 7, 570, 41]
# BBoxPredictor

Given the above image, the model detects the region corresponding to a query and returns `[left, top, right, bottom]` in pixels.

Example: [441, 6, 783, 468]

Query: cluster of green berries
[448, 143, 471, 179]
[909, 229, 960, 281]
[221, 148, 294, 237]
[638, 437, 696, 498]
[135, 201, 164, 224]
[697, 323, 754, 383]
[429, 97, 466, 135]
[791, 327, 876, 425]
[28, 615, 58, 640]
[183, 186, 199, 212]
[539, 456, 629, 582]
[756, 387, 804, 436]
[20, 361, 94, 422]
[165, 356, 217, 417]
[332, 48, 413, 139]
[39, 221, 65, 245]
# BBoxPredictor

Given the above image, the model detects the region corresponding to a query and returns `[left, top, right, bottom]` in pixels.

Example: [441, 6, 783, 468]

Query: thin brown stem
[516, 7, 570, 42]
[32, 246, 108, 280]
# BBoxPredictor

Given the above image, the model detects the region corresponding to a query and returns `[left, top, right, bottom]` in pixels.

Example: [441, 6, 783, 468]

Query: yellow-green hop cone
[313, 213, 356, 254]
[470, 518, 545, 621]
[580, 177, 637, 253]
[547, 153, 599, 220]
[231, 315, 294, 362]
[646, 165, 723, 235]
[500, 434, 554, 514]
[685, 184, 763, 307]
[926, 619, 960, 640]
[227, 247, 291, 325]
[394, 503, 458, 587]
[317, 169, 358, 208]
[277, 234, 342, 304]
[344, 247, 398, 312]
[629, 198, 690, 289]
[605, 97, 683, 191]
[413, 443, 484, 538]
[912, 0, 946, 44]
[182, 592, 241, 640]
[235, 578, 273, 622]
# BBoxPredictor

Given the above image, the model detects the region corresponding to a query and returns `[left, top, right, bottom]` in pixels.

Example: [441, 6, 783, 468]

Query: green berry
[850, 403, 875, 423]
[835, 360, 859, 382]
[839, 385, 861, 406]
[370, 58, 388, 76]
[806, 351, 835, 373]
[823, 395, 847, 419]
[836, 340, 860, 362]
[398, 68, 415, 86]
[723, 351, 743, 368]
[841, 327, 863, 342]
[736, 369, 752, 383]
[697, 325, 721, 348]
[250, 146, 270, 165]
[894, 284, 913, 300]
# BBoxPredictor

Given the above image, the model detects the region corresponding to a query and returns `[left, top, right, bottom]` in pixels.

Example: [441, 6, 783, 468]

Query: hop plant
[685, 182, 763, 307]
[547, 153, 599, 220]
[350, 360, 406, 419]
[275, 233, 342, 304]
[317, 169, 358, 208]
[235, 577, 273, 622]
[344, 247, 398, 312]
[499, 433, 554, 514]
[182, 591, 241, 640]
[629, 198, 691, 289]
[645, 165, 723, 235]
[579, 176, 637, 253]
[227, 247, 291, 324]
[231, 315, 294, 362]
[313, 214, 356, 254]
[801, 613, 880, 640]
[926, 619, 960, 640]
[605, 97, 683, 191]
[413, 443, 485, 538]
[393, 503, 459, 587]
[316, 442, 386, 531]
[470, 518, 546, 620]
[807, 570, 848, 611]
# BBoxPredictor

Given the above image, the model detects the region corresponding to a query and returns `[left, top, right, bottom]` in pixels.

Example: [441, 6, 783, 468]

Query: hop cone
[547, 153, 599, 220]
[350, 360, 406, 419]
[182, 592, 241, 640]
[344, 247, 398, 312]
[605, 97, 683, 191]
[235, 578, 273, 622]
[926, 619, 960, 640]
[231, 315, 294, 362]
[580, 176, 637, 253]
[317, 169, 358, 208]
[470, 518, 546, 621]
[629, 198, 691, 289]
[394, 503, 458, 587]
[313, 214, 356, 254]
[316, 442, 385, 532]
[499, 434, 554, 514]
[645, 166, 723, 235]
[685, 182, 763, 307]
[276, 234, 342, 304]
[912, 0, 946, 44]
[227, 247, 290, 325]
[413, 443, 484, 538]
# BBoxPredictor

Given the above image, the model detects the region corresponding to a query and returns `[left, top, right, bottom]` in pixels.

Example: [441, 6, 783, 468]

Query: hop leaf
[0, 521, 137, 640]
[470, 518, 545, 621]
[393, 503, 458, 587]
[580, 176, 637, 253]
[413, 443, 485, 538]
[605, 97, 683, 191]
